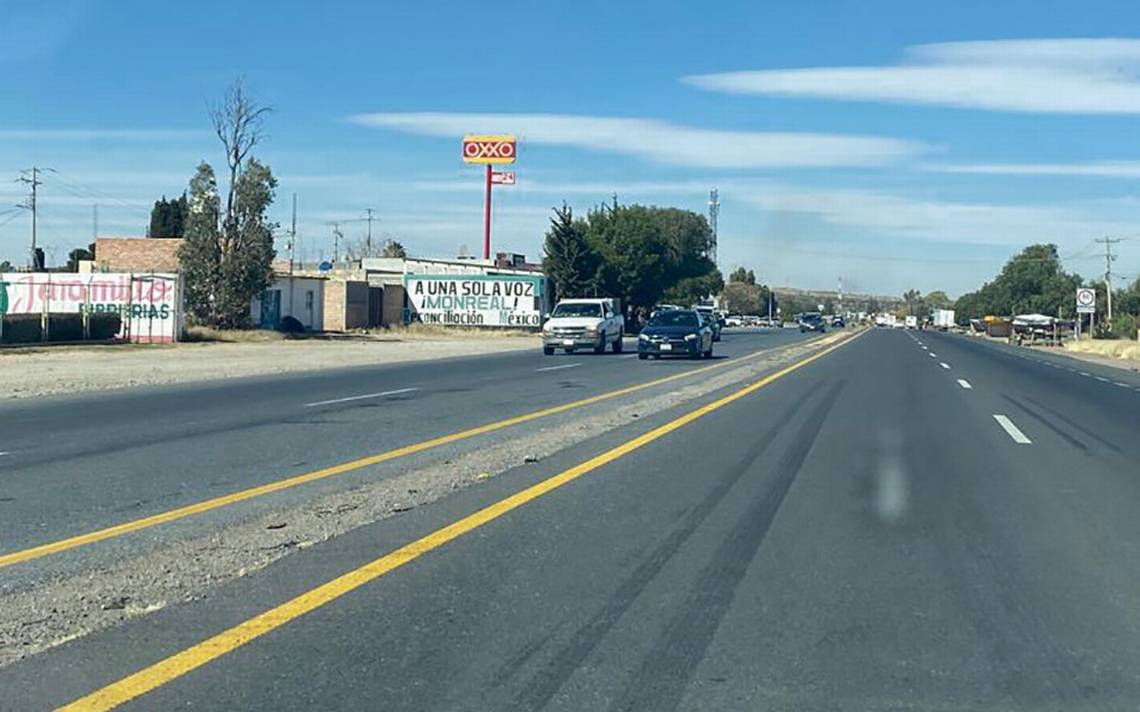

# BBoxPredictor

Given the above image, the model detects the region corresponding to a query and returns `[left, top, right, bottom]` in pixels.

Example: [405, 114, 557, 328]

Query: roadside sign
[1076, 287, 1096, 314]
[462, 135, 516, 164]
[491, 171, 516, 185]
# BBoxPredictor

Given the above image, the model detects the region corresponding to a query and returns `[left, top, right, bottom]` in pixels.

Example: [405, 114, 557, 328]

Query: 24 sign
[462, 135, 516, 164]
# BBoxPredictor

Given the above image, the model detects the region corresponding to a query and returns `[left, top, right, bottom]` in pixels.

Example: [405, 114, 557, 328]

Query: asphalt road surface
[0, 328, 811, 563]
[4, 326, 1140, 710]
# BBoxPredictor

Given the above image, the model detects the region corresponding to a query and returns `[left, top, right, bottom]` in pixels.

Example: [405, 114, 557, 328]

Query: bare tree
[209, 78, 271, 241]
[342, 235, 406, 261]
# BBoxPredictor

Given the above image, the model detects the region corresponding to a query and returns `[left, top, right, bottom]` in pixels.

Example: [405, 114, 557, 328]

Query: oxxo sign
[462, 135, 516, 164]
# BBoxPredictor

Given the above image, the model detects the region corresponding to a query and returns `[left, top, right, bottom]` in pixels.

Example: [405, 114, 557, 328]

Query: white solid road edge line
[536, 362, 583, 373]
[304, 387, 421, 408]
[994, 414, 1032, 444]
[957, 379, 972, 389]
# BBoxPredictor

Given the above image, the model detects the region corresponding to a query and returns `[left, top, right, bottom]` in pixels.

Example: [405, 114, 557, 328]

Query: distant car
[650, 303, 685, 319]
[638, 309, 713, 360]
[692, 305, 722, 341]
[799, 312, 827, 333]
[725, 315, 743, 327]
[831, 315, 846, 328]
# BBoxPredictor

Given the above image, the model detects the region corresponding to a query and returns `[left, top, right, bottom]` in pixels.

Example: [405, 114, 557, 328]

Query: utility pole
[17, 167, 46, 269]
[289, 193, 297, 274]
[838, 275, 844, 315]
[289, 193, 297, 319]
[92, 204, 98, 245]
[1096, 236, 1122, 327]
[332, 222, 342, 263]
[365, 208, 376, 257]
[708, 188, 719, 266]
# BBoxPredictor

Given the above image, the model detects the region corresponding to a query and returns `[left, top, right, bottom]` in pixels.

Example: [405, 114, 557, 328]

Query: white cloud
[683, 38, 1140, 114]
[743, 185, 1134, 247]
[347, 112, 924, 168]
[0, 129, 205, 141]
[928, 160, 1140, 177]
[408, 177, 718, 196]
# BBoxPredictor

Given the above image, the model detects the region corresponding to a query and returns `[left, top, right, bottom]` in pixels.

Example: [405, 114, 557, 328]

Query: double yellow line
[58, 329, 862, 711]
[0, 334, 834, 571]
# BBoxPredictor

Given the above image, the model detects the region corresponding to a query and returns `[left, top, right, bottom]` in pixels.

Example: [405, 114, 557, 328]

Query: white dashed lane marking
[994, 414, 1032, 444]
[304, 387, 421, 407]
[536, 363, 582, 373]
[957, 379, 972, 389]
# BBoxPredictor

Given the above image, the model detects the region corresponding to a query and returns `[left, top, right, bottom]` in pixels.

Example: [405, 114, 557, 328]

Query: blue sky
[3, 0, 1140, 296]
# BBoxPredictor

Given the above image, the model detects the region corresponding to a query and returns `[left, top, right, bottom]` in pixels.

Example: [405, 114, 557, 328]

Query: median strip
[0, 332, 851, 571]
[55, 324, 862, 711]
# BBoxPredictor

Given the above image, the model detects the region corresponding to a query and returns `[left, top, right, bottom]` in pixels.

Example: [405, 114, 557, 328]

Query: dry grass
[1065, 338, 1140, 362]
[183, 326, 288, 343]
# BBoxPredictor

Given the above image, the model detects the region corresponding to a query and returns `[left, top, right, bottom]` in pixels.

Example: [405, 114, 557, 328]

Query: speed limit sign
[1076, 287, 1096, 314]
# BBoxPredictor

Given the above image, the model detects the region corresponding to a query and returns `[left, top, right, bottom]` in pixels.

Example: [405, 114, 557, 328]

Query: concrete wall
[382, 285, 405, 326]
[95, 238, 183, 272]
[323, 280, 347, 331]
[250, 276, 324, 331]
[344, 281, 369, 329]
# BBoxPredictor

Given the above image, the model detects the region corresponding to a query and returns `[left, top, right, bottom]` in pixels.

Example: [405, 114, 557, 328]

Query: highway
[4, 326, 1140, 710]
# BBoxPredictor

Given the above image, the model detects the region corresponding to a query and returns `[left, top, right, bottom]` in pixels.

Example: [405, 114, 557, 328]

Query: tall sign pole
[484, 165, 493, 260]
[462, 135, 516, 260]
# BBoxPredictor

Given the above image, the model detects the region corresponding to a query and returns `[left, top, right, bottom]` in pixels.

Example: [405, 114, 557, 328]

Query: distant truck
[933, 309, 956, 331]
[541, 298, 624, 355]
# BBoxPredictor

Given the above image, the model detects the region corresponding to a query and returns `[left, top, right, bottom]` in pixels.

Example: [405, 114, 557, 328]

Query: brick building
[94, 237, 183, 272]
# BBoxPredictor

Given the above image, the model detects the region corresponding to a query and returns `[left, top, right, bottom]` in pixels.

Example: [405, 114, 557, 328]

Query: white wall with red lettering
[0, 272, 183, 343]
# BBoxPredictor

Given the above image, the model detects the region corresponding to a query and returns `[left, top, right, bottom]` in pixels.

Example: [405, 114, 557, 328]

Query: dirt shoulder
[1062, 339, 1140, 372]
[0, 333, 538, 400]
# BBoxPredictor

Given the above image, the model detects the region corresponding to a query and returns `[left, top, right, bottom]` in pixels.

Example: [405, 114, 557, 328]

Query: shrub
[0, 314, 42, 344]
[0, 312, 123, 343]
[90, 313, 122, 340]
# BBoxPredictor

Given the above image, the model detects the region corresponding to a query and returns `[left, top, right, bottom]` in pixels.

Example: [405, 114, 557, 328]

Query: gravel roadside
[0, 335, 538, 399]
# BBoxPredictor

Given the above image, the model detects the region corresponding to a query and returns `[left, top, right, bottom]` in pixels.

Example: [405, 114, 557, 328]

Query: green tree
[729, 266, 756, 284]
[955, 244, 1083, 321]
[148, 193, 189, 238]
[65, 243, 95, 272]
[587, 204, 670, 315]
[720, 281, 761, 314]
[542, 203, 598, 299]
[925, 290, 953, 310]
[179, 163, 223, 324]
[0, 260, 13, 273]
[380, 239, 407, 258]
[178, 81, 277, 328]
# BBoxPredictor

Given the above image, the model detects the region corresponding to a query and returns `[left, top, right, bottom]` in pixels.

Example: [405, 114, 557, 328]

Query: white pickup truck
[541, 298, 624, 355]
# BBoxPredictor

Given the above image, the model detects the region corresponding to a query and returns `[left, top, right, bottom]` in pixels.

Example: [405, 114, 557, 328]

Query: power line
[44, 172, 151, 219]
